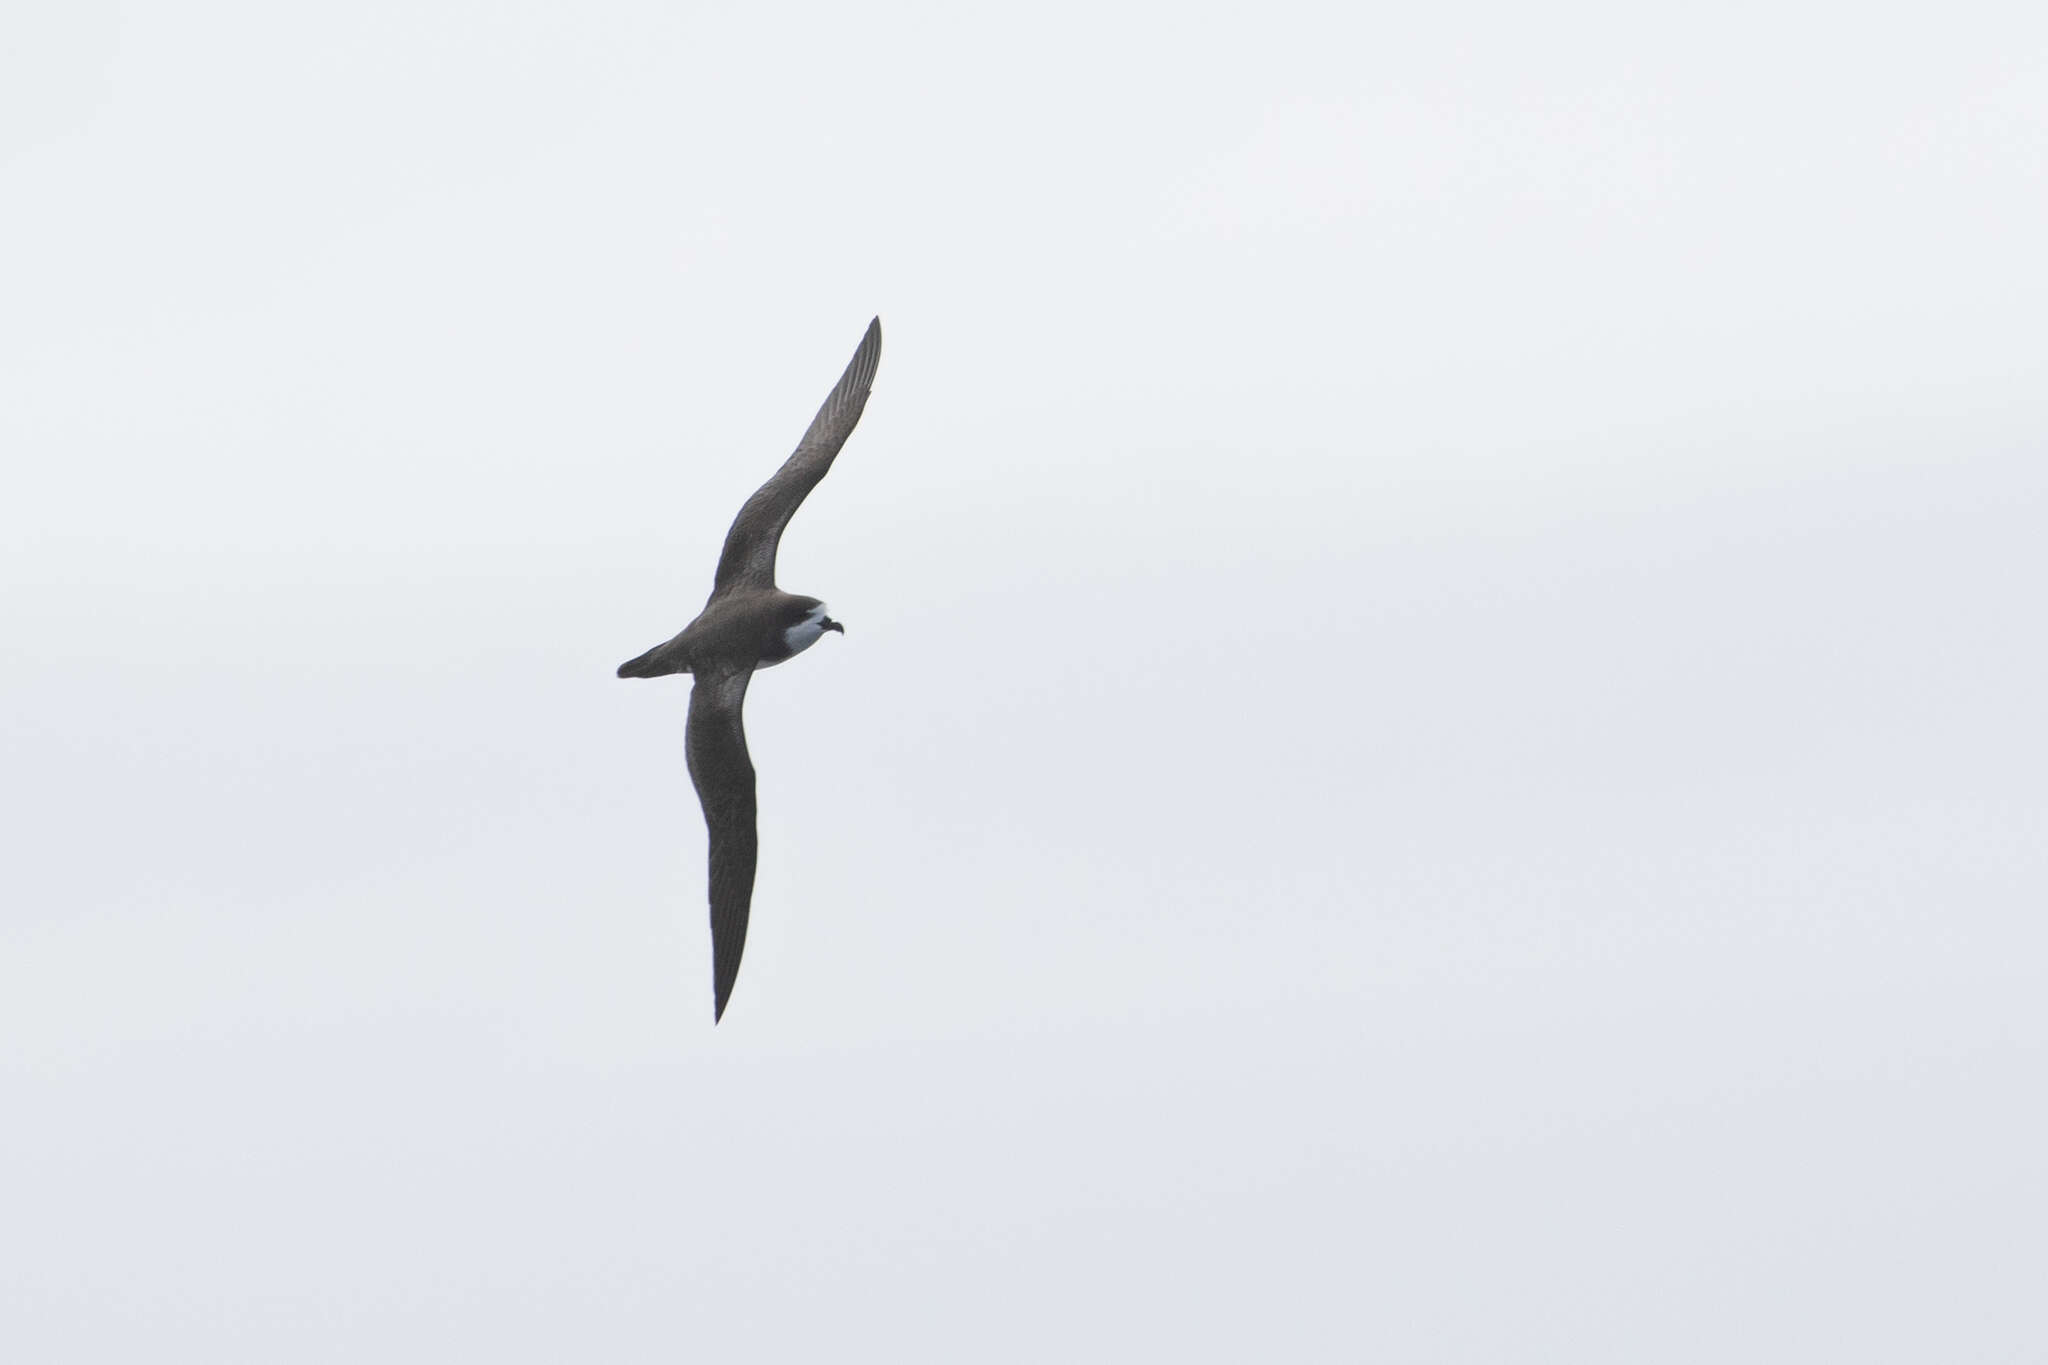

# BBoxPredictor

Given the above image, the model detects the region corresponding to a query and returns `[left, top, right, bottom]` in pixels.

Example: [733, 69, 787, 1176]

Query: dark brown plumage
[616, 317, 881, 1022]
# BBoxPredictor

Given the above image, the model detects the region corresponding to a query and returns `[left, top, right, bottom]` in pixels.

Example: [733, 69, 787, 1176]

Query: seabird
[616, 317, 882, 1022]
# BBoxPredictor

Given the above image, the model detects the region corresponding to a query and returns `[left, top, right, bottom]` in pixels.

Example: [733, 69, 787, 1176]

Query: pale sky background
[5, 2, 2046, 1359]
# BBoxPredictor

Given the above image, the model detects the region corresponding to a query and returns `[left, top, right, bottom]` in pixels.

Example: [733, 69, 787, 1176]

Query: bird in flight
[616, 317, 883, 1022]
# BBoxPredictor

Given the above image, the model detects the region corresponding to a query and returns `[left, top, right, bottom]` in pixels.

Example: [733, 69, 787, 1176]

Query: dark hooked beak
[823, 618, 844, 634]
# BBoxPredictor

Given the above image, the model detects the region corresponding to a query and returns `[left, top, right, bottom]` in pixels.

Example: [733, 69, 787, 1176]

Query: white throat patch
[764, 604, 832, 667]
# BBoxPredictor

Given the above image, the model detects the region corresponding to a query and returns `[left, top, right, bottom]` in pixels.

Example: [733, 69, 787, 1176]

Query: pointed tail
[616, 639, 690, 678]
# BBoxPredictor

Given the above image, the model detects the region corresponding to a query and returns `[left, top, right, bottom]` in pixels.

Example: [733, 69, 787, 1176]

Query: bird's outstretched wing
[684, 665, 758, 1022]
[710, 317, 882, 596]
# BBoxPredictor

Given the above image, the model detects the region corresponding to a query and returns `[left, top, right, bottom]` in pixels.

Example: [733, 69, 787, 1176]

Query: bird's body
[615, 590, 839, 678]
[616, 318, 881, 1022]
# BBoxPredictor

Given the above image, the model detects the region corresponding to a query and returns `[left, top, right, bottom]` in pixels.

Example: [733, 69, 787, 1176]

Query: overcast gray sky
[5, 2, 2046, 1359]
